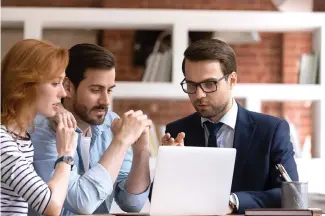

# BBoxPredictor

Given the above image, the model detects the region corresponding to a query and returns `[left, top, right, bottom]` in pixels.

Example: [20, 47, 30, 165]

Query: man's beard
[193, 99, 229, 119]
[73, 102, 108, 125]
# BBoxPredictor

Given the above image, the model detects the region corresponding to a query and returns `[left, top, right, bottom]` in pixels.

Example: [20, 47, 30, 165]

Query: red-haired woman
[1, 39, 77, 215]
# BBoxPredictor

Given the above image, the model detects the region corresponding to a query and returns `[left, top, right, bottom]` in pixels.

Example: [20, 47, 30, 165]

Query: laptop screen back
[150, 146, 236, 215]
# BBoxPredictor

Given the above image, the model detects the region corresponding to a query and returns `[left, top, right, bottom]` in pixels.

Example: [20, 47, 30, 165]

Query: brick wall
[282, 32, 313, 146]
[282, 33, 313, 84]
[100, 1, 281, 123]
[113, 99, 195, 125]
[1, 0, 102, 7]
[233, 33, 283, 83]
[100, 1, 312, 145]
[313, 0, 325, 11]
[100, 0, 277, 10]
[2, 0, 313, 146]
[102, 0, 281, 122]
[101, 30, 144, 81]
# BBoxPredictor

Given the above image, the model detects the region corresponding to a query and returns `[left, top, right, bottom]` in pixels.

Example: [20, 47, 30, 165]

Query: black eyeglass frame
[180, 74, 229, 94]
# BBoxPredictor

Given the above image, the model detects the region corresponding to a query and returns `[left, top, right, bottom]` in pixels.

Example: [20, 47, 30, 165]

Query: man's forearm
[99, 138, 130, 182]
[125, 149, 151, 194]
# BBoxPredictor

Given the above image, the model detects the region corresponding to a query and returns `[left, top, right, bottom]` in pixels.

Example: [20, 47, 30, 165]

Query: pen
[276, 164, 292, 182]
[275, 164, 304, 208]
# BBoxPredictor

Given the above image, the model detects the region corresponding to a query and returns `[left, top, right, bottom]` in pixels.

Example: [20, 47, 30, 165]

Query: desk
[78, 214, 243, 216]
[78, 214, 325, 216]
[76, 213, 325, 216]
[76, 211, 325, 216]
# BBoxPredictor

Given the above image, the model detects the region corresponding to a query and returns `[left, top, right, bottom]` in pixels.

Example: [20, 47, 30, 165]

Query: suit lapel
[185, 113, 205, 147]
[231, 104, 256, 191]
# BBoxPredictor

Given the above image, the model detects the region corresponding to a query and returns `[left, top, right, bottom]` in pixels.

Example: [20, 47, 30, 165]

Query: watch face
[63, 156, 74, 165]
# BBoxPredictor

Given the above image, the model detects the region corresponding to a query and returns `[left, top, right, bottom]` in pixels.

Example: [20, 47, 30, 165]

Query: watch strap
[54, 156, 73, 171]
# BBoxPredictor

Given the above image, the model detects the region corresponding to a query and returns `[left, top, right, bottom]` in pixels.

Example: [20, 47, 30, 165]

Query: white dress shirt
[201, 98, 238, 148]
[200, 98, 240, 211]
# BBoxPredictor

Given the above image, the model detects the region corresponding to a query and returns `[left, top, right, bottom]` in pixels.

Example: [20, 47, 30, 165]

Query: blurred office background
[1, 0, 324, 213]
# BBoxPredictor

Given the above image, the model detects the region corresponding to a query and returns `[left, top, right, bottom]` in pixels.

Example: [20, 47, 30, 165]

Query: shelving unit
[2, 7, 324, 157]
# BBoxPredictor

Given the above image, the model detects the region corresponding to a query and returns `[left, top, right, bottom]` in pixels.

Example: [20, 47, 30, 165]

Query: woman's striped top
[1, 125, 51, 216]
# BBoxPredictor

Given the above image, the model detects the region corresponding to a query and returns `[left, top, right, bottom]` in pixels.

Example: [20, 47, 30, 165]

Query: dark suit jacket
[151, 103, 298, 214]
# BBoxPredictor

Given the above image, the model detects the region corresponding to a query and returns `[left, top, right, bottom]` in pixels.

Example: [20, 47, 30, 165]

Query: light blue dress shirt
[29, 112, 149, 215]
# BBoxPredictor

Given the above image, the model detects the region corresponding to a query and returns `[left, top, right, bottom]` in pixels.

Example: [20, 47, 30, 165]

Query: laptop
[150, 146, 236, 215]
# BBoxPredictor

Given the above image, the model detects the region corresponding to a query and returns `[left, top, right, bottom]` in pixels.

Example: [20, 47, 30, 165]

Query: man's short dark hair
[182, 39, 237, 77]
[66, 43, 116, 88]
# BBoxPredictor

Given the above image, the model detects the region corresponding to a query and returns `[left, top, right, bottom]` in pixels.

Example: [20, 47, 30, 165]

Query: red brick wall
[100, 1, 311, 145]
[233, 33, 283, 84]
[101, 0, 283, 123]
[113, 99, 195, 125]
[282, 32, 313, 145]
[2, 0, 313, 145]
[282, 33, 313, 84]
[101, 30, 143, 81]
[100, 0, 277, 10]
[1, 0, 102, 7]
[313, 0, 325, 11]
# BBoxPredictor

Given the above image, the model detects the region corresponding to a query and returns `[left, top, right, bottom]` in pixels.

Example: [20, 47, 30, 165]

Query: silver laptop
[150, 146, 236, 215]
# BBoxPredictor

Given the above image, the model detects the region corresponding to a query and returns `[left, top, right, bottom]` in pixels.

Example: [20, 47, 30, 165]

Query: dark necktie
[204, 121, 223, 147]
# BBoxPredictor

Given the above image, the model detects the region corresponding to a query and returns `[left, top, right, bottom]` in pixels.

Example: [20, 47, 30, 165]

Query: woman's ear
[63, 77, 75, 98]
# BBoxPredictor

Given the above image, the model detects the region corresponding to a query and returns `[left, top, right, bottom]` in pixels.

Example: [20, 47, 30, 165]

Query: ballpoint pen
[276, 164, 305, 208]
[276, 164, 292, 182]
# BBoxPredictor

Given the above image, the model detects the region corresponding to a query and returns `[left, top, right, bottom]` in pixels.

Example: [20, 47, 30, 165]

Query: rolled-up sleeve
[115, 179, 150, 212]
[114, 148, 150, 212]
[64, 163, 114, 214]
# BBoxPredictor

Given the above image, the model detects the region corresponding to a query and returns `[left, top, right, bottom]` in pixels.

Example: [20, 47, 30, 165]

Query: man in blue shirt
[30, 44, 151, 215]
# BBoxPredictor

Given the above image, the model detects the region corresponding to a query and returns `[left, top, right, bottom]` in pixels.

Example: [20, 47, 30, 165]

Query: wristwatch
[54, 155, 74, 170]
[229, 193, 238, 212]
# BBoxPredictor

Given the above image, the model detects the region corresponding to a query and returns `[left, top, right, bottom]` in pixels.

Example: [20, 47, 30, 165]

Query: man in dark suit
[160, 39, 299, 214]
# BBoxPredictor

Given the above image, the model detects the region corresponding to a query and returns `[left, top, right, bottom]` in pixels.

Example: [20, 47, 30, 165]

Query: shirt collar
[90, 124, 106, 136]
[201, 98, 238, 130]
[75, 123, 106, 137]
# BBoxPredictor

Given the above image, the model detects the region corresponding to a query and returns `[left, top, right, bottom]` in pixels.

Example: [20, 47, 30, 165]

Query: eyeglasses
[180, 74, 228, 94]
